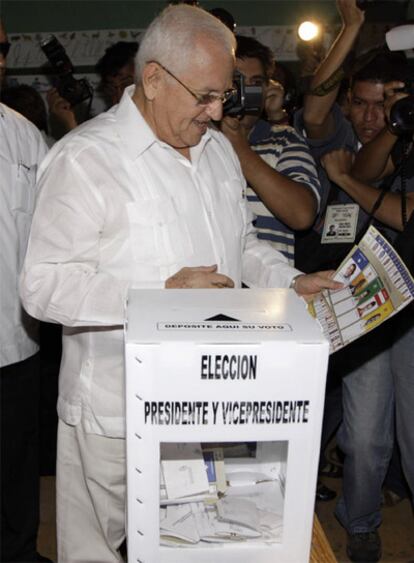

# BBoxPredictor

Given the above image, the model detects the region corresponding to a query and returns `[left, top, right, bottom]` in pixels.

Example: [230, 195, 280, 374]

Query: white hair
[135, 4, 236, 82]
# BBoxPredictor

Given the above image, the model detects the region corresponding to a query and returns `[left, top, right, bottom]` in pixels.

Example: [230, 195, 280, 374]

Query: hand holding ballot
[309, 226, 414, 353]
[293, 271, 344, 298]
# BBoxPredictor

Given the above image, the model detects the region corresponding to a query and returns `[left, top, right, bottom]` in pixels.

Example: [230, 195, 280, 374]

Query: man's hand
[321, 148, 354, 184]
[220, 115, 250, 151]
[294, 271, 343, 299]
[165, 265, 234, 289]
[337, 0, 365, 29]
[47, 88, 78, 132]
[383, 80, 408, 124]
[264, 80, 287, 123]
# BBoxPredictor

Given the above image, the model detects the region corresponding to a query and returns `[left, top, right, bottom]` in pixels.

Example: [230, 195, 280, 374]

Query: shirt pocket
[126, 196, 194, 266]
[219, 179, 246, 242]
[10, 162, 37, 214]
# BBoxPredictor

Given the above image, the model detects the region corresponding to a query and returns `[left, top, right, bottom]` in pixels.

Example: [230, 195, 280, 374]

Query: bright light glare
[298, 21, 320, 42]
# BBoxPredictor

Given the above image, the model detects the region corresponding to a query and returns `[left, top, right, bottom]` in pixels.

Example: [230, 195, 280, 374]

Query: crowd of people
[1, 1, 413, 562]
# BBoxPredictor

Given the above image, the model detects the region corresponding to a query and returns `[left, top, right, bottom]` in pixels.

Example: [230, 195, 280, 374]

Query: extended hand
[165, 265, 235, 289]
[220, 116, 250, 149]
[294, 270, 343, 299]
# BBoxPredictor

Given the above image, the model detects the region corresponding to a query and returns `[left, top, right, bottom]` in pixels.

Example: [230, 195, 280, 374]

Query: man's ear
[141, 62, 163, 101]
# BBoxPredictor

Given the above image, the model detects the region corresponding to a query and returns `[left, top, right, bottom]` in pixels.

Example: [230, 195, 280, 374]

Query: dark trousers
[1, 354, 40, 562]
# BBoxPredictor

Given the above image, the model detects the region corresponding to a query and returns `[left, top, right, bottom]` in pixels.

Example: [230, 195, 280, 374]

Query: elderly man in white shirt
[20, 5, 340, 562]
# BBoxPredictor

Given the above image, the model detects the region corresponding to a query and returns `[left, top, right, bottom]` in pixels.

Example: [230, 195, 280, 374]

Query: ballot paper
[159, 442, 286, 547]
[224, 480, 285, 516]
[160, 504, 200, 544]
[217, 497, 260, 530]
[309, 226, 414, 353]
[202, 447, 227, 494]
[159, 480, 284, 545]
[226, 471, 272, 487]
[161, 443, 209, 500]
[193, 502, 262, 542]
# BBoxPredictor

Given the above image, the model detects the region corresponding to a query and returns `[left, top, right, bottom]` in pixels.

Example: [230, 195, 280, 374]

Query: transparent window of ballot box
[159, 441, 287, 549]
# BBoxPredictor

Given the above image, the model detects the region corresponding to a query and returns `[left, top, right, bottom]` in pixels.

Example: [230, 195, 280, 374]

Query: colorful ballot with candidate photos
[309, 226, 414, 353]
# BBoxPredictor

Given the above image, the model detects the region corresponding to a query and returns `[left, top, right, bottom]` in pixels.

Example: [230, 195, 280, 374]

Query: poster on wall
[6, 26, 299, 71]
[4, 22, 402, 121]
[7, 25, 314, 118]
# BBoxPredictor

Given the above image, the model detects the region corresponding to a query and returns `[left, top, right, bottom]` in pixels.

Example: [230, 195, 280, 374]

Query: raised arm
[303, 0, 365, 139]
[322, 148, 414, 231]
[221, 118, 320, 230]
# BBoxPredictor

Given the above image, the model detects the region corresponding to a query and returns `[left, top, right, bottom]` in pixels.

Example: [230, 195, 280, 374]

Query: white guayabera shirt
[20, 86, 301, 437]
[0, 103, 48, 367]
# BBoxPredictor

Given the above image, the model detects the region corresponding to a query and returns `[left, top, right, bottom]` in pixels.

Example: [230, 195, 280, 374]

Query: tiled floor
[38, 473, 414, 562]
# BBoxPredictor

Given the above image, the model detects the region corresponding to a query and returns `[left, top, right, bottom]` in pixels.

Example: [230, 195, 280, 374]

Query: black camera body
[390, 80, 414, 136]
[356, 0, 376, 9]
[40, 35, 93, 107]
[401, 79, 414, 96]
[223, 71, 263, 118]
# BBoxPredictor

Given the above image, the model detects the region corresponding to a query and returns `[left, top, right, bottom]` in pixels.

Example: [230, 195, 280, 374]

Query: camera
[385, 24, 414, 136]
[40, 35, 93, 107]
[389, 81, 414, 136]
[398, 80, 414, 96]
[223, 71, 263, 117]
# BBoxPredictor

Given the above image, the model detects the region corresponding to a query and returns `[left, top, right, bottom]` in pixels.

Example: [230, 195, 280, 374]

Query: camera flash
[298, 21, 320, 42]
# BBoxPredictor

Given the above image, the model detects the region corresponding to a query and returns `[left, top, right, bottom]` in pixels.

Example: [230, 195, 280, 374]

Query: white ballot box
[125, 288, 329, 563]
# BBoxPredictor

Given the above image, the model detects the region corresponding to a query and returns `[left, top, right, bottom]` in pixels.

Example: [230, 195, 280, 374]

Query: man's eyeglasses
[0, 42, 11, 57]
[151, 61, 236, 106]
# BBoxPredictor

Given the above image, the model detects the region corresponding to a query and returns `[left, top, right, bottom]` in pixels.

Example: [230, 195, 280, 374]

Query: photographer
[296, 0, 413, 558]
[320, 93, 414, 562]
[221, 35, 322, 265]
[41, 35, 94, 138]
[323, 81, 413, 230]
[96, 41, 138, 108]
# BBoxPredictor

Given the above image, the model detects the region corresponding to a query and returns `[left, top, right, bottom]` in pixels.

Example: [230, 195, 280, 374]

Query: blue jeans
[391, 310, 414, 496]
[335, 312, 414, 533]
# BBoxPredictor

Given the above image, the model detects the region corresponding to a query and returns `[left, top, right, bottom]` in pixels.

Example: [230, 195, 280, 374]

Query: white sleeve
[20, 149, 130, 327]
[241, 205, 303, 289]
[224, 137, 303, 289]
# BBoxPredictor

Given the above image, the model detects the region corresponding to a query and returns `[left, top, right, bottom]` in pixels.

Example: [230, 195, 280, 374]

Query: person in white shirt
[20, 6, 340, 562]
[0, 19, 50, 562]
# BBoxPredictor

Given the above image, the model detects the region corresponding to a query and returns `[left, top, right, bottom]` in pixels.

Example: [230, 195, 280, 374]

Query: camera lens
[390, 96, 414, 135]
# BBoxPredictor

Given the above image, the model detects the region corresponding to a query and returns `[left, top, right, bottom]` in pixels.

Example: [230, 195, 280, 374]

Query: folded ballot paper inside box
[159, 441, 286, 547]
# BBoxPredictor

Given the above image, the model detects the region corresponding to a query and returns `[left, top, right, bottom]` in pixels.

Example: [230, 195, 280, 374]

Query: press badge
[321, 204, 359, 244]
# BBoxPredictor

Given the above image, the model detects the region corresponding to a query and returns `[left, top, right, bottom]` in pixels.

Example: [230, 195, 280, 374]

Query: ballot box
[124, 288, 329, 563]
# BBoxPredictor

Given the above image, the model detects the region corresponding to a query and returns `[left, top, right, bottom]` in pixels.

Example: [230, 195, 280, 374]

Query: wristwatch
[289, 274, 304, 290]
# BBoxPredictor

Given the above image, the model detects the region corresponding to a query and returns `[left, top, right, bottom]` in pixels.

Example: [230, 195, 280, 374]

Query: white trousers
[56, 420, 126, 563]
